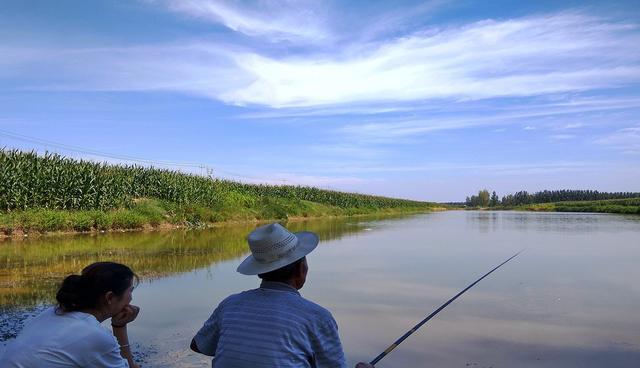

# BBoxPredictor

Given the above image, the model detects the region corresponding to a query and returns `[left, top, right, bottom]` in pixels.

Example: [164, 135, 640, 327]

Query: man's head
[258, 256, 308, 289]
[236, 223, 318, 278]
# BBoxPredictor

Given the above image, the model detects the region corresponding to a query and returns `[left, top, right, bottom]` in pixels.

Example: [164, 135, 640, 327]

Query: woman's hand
[111, 304, 140, 327]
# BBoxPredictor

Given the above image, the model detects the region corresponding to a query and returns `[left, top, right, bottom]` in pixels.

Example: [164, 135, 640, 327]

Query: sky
[1, 0, 639, 202]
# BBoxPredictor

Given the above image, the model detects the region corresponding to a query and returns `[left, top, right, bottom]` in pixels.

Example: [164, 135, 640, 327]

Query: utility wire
[0, 128, 203, 168]
[0, 128, 289, 183]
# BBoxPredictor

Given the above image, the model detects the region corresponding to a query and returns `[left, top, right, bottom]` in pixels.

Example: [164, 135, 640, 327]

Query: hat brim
[236, 231, 319, 275]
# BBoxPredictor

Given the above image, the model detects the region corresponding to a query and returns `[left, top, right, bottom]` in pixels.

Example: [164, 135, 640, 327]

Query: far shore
[457, 197, 639, 215]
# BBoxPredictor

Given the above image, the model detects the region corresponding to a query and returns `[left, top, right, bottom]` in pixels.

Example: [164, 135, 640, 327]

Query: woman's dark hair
[56, 262, 138, 312]
[259, 257, 306, 282]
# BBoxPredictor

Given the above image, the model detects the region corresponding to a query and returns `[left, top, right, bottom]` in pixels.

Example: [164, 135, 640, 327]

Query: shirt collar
[259, 281, 301, 295]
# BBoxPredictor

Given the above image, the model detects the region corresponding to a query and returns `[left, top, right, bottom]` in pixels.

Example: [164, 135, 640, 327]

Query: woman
[0, 262, 141, 368]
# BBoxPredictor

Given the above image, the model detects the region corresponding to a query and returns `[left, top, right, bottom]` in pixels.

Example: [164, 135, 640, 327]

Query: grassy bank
[516, 198, 640, 214]
[461, 198, 640, 214]
[0, 149, 438, 236]
[0, 198, 434, 236]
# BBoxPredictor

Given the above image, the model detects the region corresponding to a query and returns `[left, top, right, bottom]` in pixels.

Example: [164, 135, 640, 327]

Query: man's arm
[311, 316, 348, 368]
[190, 338, 202, 354]
[191, 306, 221, 357]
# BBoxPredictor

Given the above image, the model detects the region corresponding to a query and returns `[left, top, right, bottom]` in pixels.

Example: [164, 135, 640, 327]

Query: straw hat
[237, 223, 319, 275]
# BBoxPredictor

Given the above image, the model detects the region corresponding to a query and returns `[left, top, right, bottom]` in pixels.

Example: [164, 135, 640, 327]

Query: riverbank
[0, 149, 440, 238]
[516, 198, 640, 214]
[462, 198, 640, 214]
[0, 198, 443, 239]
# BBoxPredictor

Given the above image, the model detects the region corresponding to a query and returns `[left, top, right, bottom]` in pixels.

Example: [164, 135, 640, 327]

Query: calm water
[1, 211, 640, 367]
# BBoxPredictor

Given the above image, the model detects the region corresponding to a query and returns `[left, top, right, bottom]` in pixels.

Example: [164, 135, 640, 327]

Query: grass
[517, 198, 640, 214]
[0, 198, 435, 236]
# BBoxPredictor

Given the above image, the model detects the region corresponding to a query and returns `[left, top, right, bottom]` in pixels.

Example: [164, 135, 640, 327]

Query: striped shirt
[193, 281, 347, 368]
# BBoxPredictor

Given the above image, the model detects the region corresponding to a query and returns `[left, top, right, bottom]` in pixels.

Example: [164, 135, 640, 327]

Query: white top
[0, 307, 129, 368]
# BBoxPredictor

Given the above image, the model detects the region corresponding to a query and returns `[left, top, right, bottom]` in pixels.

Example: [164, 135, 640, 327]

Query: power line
[0, 128, 203, 168]
[0, 128, 289, 183]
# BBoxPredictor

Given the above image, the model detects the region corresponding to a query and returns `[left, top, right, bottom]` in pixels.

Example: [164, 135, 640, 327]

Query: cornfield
[0, 149, 434, 212]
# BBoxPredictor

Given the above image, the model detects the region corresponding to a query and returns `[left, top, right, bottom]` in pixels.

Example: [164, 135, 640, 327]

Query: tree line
[465, 189, 640, 207]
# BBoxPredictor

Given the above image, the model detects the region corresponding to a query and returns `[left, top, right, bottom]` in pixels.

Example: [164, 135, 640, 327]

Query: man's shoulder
[297, 295, 335, 322]
[219, 288, 335, 321]
[217, 289, 254, 306]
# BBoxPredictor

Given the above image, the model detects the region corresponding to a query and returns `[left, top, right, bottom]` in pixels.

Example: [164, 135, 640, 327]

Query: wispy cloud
[311, 161, 611, 176]
[160, 0, 331, 43]
[335, 98, 640, 142]
[595, 126, 640, 154]
[219, 12, 640, 107]
[2, 12, 639, 108]
[549, 134, 575, 140]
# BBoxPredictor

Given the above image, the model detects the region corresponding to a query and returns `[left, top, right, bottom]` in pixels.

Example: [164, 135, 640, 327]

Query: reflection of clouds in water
[341, 308, 640, 367]
[465, 211, 640, 234]
[373, 336, 640, 368]
[456, 337, 640, 368]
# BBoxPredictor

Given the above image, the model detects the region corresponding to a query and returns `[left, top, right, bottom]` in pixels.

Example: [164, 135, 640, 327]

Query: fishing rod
[370, 250, 523, 366]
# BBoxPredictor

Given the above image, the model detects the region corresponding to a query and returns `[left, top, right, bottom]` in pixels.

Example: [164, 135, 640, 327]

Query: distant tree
[478, 189, 490, 207]
[496, 189, 640, 206]
[465, 194, 480, 207]
[490, 191, 499, 207]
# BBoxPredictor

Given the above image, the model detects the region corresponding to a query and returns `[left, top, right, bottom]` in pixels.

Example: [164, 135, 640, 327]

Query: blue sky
[1, 0, 639, 201]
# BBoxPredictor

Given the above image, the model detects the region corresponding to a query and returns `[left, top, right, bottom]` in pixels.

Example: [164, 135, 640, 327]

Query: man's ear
[104, 291, 115, 305]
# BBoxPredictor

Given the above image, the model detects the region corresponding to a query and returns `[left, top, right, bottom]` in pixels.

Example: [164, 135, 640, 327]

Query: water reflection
[465, 210, 640, 234]
[0, 217, 370, 307]
[2, 211, 639, 368]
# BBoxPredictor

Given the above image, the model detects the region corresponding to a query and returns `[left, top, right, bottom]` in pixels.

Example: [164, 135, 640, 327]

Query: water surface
[1, 211, 639, 367]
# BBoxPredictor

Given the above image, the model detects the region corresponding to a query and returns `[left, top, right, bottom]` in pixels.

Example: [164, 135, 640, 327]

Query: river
[1, 211, 639, 367]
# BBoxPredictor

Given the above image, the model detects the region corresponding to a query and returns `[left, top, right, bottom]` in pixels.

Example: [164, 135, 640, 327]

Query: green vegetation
[465, 189, 493, 207]
[0, 149, 437, 235]
[518, 198, 640, 214]
[464, 189, 640, 214]
[0, 217, 373, 307]
[466, 189, 640, 208]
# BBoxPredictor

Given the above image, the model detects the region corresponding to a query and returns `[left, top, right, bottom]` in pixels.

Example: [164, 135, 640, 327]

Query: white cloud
[334, 98, 640, 143]
[563, 123, 584, 129]
[219, 13, 640, 107]
[595, 126, 640, 154]
[2, 12, 639, 108]
[160, 0, 331, 43]
[1, 43, 249, 96]
[305, 160, 611, 176]
[549, 134, 575, 140]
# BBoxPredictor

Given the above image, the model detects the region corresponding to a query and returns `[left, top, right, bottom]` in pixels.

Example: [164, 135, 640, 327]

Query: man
[191, 223, 374, 368]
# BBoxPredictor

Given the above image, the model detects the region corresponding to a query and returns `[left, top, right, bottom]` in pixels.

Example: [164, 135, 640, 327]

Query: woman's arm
[112, 324, 138, 368]
[111, 305, 141, 368]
